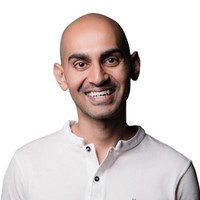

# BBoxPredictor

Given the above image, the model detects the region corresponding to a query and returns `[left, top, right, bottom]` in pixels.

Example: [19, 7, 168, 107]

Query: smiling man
[53, 14, 140, 163]
[1, 13, 199, 200]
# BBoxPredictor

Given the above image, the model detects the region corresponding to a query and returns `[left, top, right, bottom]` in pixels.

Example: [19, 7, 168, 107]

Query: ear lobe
[130, 51, 140, 81]
[53, 63, 68, 91]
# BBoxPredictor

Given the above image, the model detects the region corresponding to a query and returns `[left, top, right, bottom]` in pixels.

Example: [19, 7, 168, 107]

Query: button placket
[84, 144, 99, 177]
[84, 144, 104, 200]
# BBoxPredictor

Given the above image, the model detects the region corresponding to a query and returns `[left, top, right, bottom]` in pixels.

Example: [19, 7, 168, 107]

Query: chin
[76, 98, 127, 121]
[83, 106, 124, 121]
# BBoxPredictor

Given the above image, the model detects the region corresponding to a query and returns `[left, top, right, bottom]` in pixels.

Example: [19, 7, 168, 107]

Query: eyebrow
[68, 53, 90, 62]
[68, 48, 124, 62]
[100, 48, 124, 60]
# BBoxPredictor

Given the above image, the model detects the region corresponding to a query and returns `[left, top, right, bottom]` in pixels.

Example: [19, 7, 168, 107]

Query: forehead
[61, 18, 119, 58]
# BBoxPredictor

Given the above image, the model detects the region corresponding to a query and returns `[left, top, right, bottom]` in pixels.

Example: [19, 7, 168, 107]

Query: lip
[85, 89, 115, 105]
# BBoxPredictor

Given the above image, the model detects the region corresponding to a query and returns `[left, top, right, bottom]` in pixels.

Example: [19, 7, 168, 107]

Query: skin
[54, 13, 140, 163]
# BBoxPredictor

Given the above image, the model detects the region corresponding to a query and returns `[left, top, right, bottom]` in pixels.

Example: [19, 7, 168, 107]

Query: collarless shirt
[1, 121, 200, 200]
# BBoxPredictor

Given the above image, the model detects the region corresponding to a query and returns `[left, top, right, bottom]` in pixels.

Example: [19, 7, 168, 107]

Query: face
[54, 17, 136, 120]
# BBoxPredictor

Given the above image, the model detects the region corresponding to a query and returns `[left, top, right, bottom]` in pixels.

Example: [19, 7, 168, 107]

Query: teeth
[87, 90, 111, 97]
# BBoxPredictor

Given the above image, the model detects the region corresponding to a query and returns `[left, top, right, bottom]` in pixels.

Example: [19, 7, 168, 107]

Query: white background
[0, 0, 199, 194]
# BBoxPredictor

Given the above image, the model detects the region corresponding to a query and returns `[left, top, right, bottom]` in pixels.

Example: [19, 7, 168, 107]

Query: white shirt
[1, 121, 200, 200]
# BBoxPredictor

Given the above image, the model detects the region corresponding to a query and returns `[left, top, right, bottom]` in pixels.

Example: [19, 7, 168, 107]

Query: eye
[74, 62, 87, 70]
[104, 57, 119, 66]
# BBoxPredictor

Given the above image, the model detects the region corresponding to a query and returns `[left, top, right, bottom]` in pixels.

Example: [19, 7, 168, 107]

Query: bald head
[54, 13, 140, 94]
[60, 13, 130, 64]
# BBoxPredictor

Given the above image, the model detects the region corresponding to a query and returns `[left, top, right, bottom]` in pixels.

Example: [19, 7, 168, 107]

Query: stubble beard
[75, 85, 130, 121]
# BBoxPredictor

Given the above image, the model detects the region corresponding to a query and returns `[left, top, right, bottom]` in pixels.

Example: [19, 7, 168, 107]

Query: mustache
[80, 80, 118, 92]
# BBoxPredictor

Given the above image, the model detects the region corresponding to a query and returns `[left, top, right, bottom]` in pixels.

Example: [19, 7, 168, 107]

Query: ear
[53, 63, 68, 91]
[130, 51, 140, 81]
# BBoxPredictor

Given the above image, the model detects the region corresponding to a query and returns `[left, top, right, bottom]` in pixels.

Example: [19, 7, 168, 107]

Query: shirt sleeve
[176, 162, 200, 200]
[1, 153, 26, 200]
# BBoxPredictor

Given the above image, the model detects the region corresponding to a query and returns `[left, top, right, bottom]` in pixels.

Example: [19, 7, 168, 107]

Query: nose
[88, 64, 109, 86]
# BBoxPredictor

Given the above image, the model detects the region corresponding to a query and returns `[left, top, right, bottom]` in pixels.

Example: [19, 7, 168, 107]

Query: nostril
[89, 77, 110, 87]
[88, 69, 110, 86]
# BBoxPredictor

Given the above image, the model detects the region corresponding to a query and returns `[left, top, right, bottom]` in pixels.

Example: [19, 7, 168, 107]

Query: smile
[86, 90, 111, 97]
[85, 89, 115, 105]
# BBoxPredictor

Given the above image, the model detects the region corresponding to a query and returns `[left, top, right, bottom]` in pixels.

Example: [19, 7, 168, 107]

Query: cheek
[109, 67, 130, 85]
[64, 69, 87, 91]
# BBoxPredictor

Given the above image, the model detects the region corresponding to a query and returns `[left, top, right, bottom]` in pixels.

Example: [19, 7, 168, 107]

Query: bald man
[1, 13, 199, 200]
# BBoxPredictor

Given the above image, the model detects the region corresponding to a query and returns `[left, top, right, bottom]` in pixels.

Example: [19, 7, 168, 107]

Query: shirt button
[85, 146, 91, 152]
[94, 176, 100, 182]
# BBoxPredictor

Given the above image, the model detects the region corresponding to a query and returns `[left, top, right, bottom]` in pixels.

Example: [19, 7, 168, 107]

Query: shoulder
[135, 129, 192, 176]
[137, 131, 200, 198]
[17, 120, 75, 151]
[14, 123, 70, 163]
[141, 133, 191, 173]
[143, 133, 190, 162]
[18, 129, 64, 152]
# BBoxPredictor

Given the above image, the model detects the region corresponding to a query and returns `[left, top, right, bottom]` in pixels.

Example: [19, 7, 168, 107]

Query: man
[1, 13, 199, 200]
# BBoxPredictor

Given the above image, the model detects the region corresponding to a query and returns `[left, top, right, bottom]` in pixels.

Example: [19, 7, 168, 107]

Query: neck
[71, 110, 136, 164]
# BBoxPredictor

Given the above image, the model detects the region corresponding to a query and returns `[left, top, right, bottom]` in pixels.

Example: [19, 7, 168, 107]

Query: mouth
[85, 89, 115, 104]
[86, 90, 112, 97]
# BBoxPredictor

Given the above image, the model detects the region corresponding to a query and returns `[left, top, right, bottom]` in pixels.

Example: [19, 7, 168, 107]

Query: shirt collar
[63, 121, 85, 147]
[63, 120, 146, 152]
[115, 127, 146, 151]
